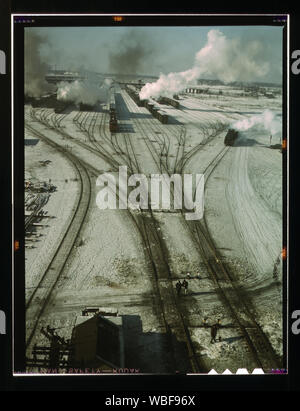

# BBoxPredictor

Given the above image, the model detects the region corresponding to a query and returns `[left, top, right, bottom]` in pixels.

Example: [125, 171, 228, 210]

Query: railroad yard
[24, 79, 283, 374]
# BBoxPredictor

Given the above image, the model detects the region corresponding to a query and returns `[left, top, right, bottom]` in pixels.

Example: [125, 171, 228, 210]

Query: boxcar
[157, 111, 168, 124]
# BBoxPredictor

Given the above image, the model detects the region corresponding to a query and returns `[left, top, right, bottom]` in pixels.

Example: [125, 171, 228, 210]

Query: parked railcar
[109, 116, 118, 132]
[109, 89, 116, 114]
[146, 102, 154, 112]
[152, 106, 159, 117]
[168, 98, 179, 108]
[158, 96, 180, 109]
[224, 129, 238, 146]
[157, 110, 168, 124]
[79, 102, 94, 112]
[125, 85, 144, 107]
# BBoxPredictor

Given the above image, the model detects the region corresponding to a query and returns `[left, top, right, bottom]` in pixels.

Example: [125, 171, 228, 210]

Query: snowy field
[24, 83, 284, 373]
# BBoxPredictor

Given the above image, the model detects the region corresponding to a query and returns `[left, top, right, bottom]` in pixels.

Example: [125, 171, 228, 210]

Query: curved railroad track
[123, 89, 282, 371]
[26, 92, 282, 372]
[25, 121, 92, 351]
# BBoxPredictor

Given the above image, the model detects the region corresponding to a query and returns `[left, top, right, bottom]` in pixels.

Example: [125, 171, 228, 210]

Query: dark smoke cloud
[108, 30, 154, 75]
[25, 30, 55, 97]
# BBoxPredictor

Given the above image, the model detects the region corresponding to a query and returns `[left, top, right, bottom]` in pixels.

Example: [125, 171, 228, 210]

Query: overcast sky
[30, 25, 283, 84]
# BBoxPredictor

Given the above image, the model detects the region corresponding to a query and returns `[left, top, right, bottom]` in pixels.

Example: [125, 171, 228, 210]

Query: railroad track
[121, 91, 167, 175]
[123, 90, 281, 371]
[27, 109, 196, 371]
[121, 89, 227, 176]
[24, 121, 92, 351]
[112, 93, 207, 372]
[31, 108, 120, 171]
[182, 144, 282, 370]
[62, 100, 205, 372]
[27, 95, 281, 372]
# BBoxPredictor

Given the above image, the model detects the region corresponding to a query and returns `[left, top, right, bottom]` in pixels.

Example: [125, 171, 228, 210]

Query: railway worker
[182, 279, 188, 295]
[187, 272, 191, 280]
[46, 325, 56, 335]
[210, 319, 222, 344]
[176, 281, 182, 296]
[203, 318, 209, 328]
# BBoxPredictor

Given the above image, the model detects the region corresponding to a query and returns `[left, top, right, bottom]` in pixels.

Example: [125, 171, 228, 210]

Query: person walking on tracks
[203, 318, 209, 328]
[210, 319, 222, 343]
[182, 279, 188, 295]
[176, 281, 182, 296]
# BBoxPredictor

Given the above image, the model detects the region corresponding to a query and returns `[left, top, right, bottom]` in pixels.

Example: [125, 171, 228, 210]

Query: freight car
[109, 114, 118, 132]
[108, 88, 118, 132]
[157, 110, 168, 124]
[54, 102, 69, 113]
[146, 102, 154, 112]
[125, 85, 144, 107]
[126, 87, 169, 123]
[79, 102, 94, 111]
[224, 129, 239, 146]
[157, 96, 180, 109]
[151, 106, 159, 116]
[109, 89, 116, 115]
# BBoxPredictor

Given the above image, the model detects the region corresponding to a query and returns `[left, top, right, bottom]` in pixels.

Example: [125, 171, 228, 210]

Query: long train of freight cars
[109, 88, 118, 132]
[145, 101, 168, 124]
[125, 85, 169, 124]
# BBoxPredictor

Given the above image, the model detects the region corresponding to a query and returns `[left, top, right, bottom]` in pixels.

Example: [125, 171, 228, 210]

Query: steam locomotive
[224, 129, 239, 146]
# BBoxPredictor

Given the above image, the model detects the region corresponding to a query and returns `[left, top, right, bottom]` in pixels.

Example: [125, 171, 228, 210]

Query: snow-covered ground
[25, 128, 79, 301]
[24, 83, 284, 373]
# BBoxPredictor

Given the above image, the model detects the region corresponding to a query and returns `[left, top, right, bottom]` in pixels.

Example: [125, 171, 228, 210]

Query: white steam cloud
[232, 110, 281, 135]
[57, 80, 100, 106]
[139, 29, 270, 100]
[56, 78, 113, 106]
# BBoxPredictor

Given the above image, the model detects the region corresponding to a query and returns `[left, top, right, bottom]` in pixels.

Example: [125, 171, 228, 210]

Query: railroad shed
[72, 314, 125, 369]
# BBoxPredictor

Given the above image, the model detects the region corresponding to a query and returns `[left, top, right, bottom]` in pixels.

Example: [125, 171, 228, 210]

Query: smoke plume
[232, 110, 281, 135]
[139, 29, 270, 100]
[57, 80, 99, 106]
[57, 78, 113, 106]
[109, 30, 153, 75]
[25, 30, 55, 97]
